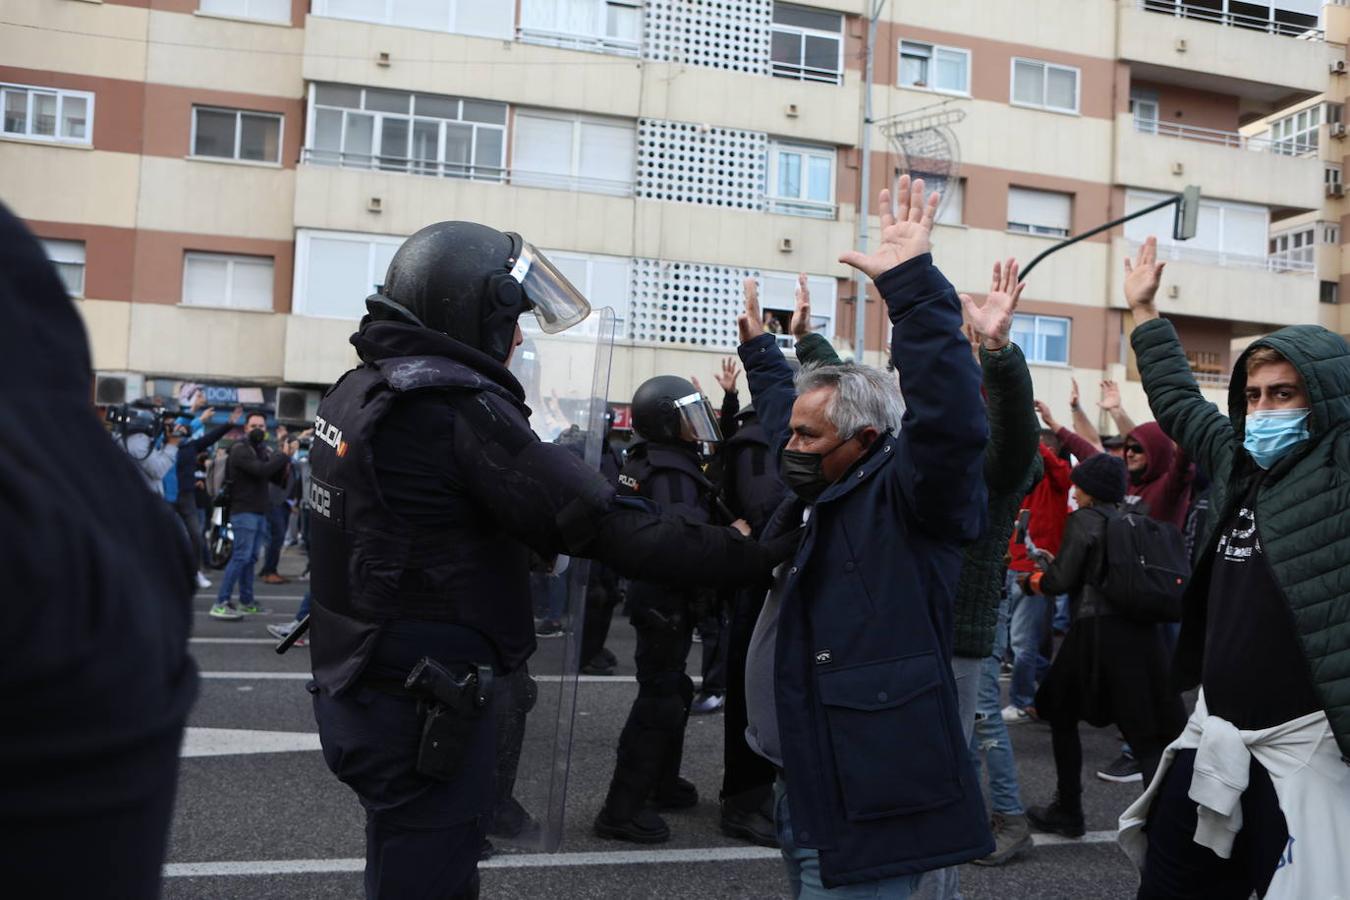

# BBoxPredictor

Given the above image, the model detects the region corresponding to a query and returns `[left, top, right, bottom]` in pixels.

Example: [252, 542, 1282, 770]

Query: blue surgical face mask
[1243, 408, 1310, 469]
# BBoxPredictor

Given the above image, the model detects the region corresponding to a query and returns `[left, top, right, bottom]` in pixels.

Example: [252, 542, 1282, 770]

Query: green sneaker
[237, 603, 269, 615]
[209, 604, 243, 621]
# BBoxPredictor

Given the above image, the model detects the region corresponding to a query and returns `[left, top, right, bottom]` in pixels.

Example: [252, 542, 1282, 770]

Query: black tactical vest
[307, 355, 534, 695]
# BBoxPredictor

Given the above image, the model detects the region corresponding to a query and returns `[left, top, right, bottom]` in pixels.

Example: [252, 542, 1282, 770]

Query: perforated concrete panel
[643, 0, 773, 74]
[635, 119, 768, 210]
[629, 257, 755, 349]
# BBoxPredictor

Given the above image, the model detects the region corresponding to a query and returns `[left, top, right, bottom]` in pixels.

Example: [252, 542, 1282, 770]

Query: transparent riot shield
[493, 307, 615, 852]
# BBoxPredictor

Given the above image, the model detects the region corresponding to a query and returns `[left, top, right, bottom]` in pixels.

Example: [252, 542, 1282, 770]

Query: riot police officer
[594, 375, 733, 844]
[305, 221, 795, 899]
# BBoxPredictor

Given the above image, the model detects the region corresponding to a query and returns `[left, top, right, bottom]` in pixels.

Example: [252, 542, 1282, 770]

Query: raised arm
[1098, 379, 1138, 439]
[791, 272, 844, 367]
[1069, 379, 1103, 446]
[737, 278, 797, 447]
[1125, 237, 1236, 478]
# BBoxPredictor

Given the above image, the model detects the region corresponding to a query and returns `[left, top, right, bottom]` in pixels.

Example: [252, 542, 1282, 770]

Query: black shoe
[1026, 796, 1085, 839]
[581, 658, 617, 676]
[534, 619, 563, 638]
[689, 692, 725, 716]
[720, 801, 778, 848]
[652, 776, 698, 810]
[594, 807, 671, 843]
[1096, 753, 1143, 784]
[479, 838, 495, 861]
[597, 647, 618, 668]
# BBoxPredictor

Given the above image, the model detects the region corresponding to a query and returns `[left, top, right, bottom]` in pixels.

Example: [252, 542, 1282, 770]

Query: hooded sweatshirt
[1124, 420, 1194, 529]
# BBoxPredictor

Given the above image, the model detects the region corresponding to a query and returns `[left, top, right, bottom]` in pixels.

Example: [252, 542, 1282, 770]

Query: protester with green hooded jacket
[1115, 237, 1350, 900]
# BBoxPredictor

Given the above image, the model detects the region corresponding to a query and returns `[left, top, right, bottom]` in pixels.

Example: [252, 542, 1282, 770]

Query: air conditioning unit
[1330, 183, 1346, 198]
[778, 237, 794, 253]
[1332, 122, 1347, 139]
[367, 196, 383, 213]
[94, 372, 145, 406]
[275, 387, 321, 423]
[1332, 59, 1347, 75]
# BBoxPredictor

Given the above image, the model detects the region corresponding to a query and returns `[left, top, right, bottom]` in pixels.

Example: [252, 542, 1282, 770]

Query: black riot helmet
[630, 375, 723, 446]
[371, 221, 591, 362]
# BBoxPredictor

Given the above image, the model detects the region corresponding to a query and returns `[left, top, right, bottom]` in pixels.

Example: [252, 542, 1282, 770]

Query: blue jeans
[260, 503, 288, 576]
[1006, 570, 1047, 710]
[774, 780, 925, 899]
[297, 589, 312, 622]
[216, 512, 264, 606]
[1053, 594, 1070, 634]
[971, 592, 1024, 816]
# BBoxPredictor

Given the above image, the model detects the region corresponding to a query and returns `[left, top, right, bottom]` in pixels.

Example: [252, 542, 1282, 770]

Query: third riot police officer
[594, 375, 734, 844]
[305, 221, 796, 899]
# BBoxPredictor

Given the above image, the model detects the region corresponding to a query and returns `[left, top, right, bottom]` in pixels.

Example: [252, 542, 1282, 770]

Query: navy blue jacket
[739, 254, 992, 886]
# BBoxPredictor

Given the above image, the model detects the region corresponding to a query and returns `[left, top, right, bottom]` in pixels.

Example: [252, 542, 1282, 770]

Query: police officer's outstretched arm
[454, 394, 795, 588]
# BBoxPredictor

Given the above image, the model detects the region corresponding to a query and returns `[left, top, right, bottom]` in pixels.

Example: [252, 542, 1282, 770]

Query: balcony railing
[516, 27, 641, 58]
[767, 196, 838, 220]
[1139, 0, 1325, 40]
[1131, 240, 1316, 273]
[1133, 116, 1317, 157]
[302, 149, 639, 195]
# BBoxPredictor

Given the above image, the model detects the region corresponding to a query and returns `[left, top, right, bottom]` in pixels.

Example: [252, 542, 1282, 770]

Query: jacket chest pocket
[815, 653, 963, 821]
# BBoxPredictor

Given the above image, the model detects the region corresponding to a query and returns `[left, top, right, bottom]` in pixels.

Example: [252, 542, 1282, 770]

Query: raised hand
[738, 277, 765, 344]
[1070, 378, 1080, 410]
[199, 407, 216, 424]
[1034, 399, 1060, 431]
[1124, 236, 1165, 321]
[839, 174, 940, 280]
[789, 273, 813, 339]
[715, 357, 740, 393]
[959, 258, 1025, 351]
[1099, 379, 1121, 411]
[229, 404, 245, 424]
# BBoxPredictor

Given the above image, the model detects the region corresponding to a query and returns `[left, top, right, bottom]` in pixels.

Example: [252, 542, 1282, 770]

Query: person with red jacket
[1002, 437, 1072, 724]
[1121, 421, 1194, 530]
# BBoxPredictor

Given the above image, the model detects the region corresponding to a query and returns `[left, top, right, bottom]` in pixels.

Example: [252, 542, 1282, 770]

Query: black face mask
[247, 429, 266, 446]
[780, 438, 853, 504]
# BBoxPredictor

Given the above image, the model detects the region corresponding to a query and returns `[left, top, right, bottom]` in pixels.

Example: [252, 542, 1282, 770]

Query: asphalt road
[167, 551, 1147, 899]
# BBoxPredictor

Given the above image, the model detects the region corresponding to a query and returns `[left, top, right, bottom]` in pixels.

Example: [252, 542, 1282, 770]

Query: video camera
[105, 402, 166, 438]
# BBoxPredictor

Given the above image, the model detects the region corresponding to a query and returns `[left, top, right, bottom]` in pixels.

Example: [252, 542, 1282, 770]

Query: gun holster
[404, 657, 495, 782]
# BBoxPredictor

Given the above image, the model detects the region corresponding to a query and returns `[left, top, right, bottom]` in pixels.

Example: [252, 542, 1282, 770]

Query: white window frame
[1326, 164, 1343, 191]
[40, 238, 86, 297]
[510, 109, 636, 196]
[1270, 227, 1315, 270]
[756, 270, 837, 351]
[293, 229, 407, 320]
[1009, 57, 1080, 115]
[310, 0, 512, 38]
[1129, 88, 1160, 133]
[1322, 221, 1341, 245]
[1270, 104, 1320, 156]
[1, 83, 95, 145]
[518, 0, 643, 57]
[1011, 313, 1072, 366]
[896, 39, 971, 96]
[771, 4, 844, 86]
[1125, 189, 1272, 268]
[537, 248, 633, 335]
[1006, 186, 1072, 238]
[190, 106, 284, 166]
[1321, 280, 1340, 305]
[304, 84, 507, 181]
[767, 141, 836, 219]
[196, 0, 290, 25]
[182, 252, 275, 312]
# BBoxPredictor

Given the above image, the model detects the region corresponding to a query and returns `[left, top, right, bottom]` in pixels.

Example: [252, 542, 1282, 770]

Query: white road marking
[192, 638, 278, 645]
[196, 671, 697, 684]
[164, 832, 1123, 877]
[180, 727, 322, 757]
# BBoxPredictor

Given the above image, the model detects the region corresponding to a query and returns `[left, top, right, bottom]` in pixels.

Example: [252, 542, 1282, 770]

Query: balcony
[1109, 239, 1318, 327]
[1117, 0, 1339, 104]
[1115, 114, 1324, 211]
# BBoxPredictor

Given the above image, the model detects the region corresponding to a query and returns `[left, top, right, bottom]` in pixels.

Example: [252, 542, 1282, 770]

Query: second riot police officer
[305, 221, 796, 899]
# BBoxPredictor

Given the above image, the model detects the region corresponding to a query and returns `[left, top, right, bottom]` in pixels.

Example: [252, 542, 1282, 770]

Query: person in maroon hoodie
[1121, 421, 1194, 530]
[1002, 436, 1072, 724]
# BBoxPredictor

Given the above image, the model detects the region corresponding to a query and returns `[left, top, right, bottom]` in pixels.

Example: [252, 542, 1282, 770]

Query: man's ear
[857, 426, 882, 449]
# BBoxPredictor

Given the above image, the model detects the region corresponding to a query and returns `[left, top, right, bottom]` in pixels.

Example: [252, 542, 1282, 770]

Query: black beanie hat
[1071, 453, 1127, 505]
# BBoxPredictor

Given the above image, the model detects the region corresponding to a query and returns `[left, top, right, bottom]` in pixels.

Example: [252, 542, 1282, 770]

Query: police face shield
[508, 238, 591, 334]
[673, 392, 723, 444]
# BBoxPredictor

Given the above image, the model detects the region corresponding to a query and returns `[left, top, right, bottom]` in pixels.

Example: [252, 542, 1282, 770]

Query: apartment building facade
[2, 0, 1338, 428]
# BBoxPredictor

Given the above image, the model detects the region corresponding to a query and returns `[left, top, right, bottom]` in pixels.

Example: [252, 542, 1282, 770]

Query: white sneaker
[1001, 705, 1032, 725]
[195, 571, 212, 589]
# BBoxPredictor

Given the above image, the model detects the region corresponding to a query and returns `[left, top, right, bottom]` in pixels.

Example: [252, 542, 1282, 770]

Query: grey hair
[794, 362, 905, 439]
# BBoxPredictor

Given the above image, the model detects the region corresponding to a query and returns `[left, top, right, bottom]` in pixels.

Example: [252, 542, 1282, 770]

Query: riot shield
[493, 306, 615, 853]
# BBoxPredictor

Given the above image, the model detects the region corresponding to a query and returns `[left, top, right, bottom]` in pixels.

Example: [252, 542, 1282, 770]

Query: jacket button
[877, 691, 889, 702]
[789, 566, 798, 575]
[884, 445, 891, 453]
[857, 470, 865, 479]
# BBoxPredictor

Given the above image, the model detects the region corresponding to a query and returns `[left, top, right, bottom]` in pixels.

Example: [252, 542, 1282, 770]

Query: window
[1271, 105, 1320, 155]
[1130, 89, 1159, 133]
[183, 253, 274, 311]
[1322, 222, 1341, 245]
[511, 111, 635, 195]
[1270, 228, 1315, 270]
[1125, 189, 1270, 266]
[40, 239, 85, 297]
[1321, 281, 1340, 305]
[756, 270, 837, 349]
[898, 40, 970, 95]
[306, 84, 506, 181]
[1327, 102, 1344, 126]
[537, 249, 633, 330]
[1011, 313, 1070, 365]
[1, 83, 93, 144]
[197, 0, 290, 23]
[192, 107, 282, 164]
[310, 0, 512, 38]
[519, 0, 642, 55]
[294, 230, 403, 319]
[771, 3, 843, 85]
[1010, 58, 1079, 114]
[768, 142, 835, 218]
[1007, 186, 1072, 237]
[1326, 164, 1343, 193]
[907, 170, 963, 225]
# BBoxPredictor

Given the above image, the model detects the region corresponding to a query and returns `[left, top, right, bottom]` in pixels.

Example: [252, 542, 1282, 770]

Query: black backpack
[1094, 508, 1188, 623]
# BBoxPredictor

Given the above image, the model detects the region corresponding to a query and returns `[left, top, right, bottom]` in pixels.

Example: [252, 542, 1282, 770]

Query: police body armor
[307, 354, 533, 696]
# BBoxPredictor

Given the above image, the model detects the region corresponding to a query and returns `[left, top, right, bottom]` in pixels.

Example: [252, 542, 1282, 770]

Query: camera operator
[112, 406, 178, 497]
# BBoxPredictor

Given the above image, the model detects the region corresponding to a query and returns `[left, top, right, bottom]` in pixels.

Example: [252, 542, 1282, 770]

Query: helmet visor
[510, 242, 592, 334]
[673, 392, 723, 444]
